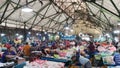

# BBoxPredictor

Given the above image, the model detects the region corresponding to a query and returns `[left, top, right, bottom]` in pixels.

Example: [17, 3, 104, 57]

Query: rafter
[90, 2, 119, 17]
[50, 0, 74, 21]
[110, 0, 120, 16]
[0, 0, 11, 24]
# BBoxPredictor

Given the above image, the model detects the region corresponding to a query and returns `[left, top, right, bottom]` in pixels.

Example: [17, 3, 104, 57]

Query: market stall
[23, 60, 64, 68]
[93, 42, 117, 67]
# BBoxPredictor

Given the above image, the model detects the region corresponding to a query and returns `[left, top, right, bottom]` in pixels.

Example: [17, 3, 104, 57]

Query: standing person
[87, 41, 96, 65]
[87, 41, 95, 58]
[117, 41, 120, 50]
[23, 42, 31, 56]
[114, 49, 120, 66]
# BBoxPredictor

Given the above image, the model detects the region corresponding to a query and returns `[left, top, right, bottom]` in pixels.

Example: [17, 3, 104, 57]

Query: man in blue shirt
[71, 50, 91, 68]
[1, 45, 16, 63]
[114, 49, 120, 65]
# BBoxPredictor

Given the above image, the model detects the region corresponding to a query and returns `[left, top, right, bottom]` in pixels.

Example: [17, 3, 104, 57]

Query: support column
[24, 22, 27, 42]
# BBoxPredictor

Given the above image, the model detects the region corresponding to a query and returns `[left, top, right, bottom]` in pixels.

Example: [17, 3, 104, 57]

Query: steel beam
[38, 13, 65, 25]
[110, 0, 120, 16]
[41, 13, 60, 27]
[29, 15, 38, 30]
[60, 20, 74, 31]
[0, 0, 8, 10]
[85, 3, 103, 28]
[0, 0, 11, 24]
[50, 0, 74, 21]
[28, 2, 51, 30]
[42, 4, 51, 18]
[0, 0, 21, 24]
[101, 11, 111, 26]
[86, 2, 114, 30]
[91, 2, 119, 17]
[45, 19, 53, 29]
[1, 0, 36, 24]
[23, 22, 27, 41]
[12, 1, 51, 24]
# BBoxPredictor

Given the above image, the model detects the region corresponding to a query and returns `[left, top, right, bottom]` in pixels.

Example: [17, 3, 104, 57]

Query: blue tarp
[61, 35, 76, 40]
[40, 57, 69, 63]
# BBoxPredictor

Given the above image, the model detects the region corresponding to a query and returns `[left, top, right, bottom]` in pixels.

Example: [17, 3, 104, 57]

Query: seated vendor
[1, 45, 16, 63]
[70, 50, 91, 68]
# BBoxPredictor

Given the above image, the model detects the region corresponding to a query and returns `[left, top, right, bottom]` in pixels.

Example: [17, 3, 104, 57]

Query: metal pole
[23, 22, 27, 42]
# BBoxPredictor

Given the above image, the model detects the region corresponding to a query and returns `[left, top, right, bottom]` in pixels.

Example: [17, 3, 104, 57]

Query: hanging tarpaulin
[59, 32, 63, 36]
[38, 34, 42, 40]
[49, 35, 55, 41]
[108, 38, 113, 43]
[49, 35, 52, 41]
[61, 35, 76, 40]
[45, 34, 49, 41]
[42, 36, 46, 41]
[25, 33, 31, 42]
[54, 35, 60, 40]
[14, 38, 22, 44]
[94, 38, 99, 42]
[1, 36, 9, 44]
[26, 37, 31, 43]
[98, 36, 107, 42]
[81, 36, 90, 41]
[27, 33, 31, 39]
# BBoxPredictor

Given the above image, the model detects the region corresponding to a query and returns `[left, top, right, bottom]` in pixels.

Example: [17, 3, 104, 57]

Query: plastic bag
[102, 56, 115, 65]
